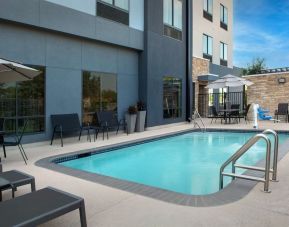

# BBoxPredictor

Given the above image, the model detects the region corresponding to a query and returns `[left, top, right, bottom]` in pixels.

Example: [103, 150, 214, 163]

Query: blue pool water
[60, 132, 288, 195]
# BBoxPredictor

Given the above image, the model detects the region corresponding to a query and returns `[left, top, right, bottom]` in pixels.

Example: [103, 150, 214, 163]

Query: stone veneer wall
[245, 72, 289, 116]
[192, 57, 210, 111]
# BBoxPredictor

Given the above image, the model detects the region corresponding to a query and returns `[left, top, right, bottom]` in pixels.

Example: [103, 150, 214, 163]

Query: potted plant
[125, 105, 137, 134]
[136, 101, 147, 132]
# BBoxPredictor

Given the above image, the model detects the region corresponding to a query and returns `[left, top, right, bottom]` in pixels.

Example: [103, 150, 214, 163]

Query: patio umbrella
[0, 58, 41, 83]
[206, 74, 253, 89]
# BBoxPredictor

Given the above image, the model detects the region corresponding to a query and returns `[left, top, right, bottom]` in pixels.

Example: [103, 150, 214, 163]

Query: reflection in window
[163, 77, 182, 119]
[82, 71, 117, 124]
[163, 0, 182, 30]
[0, 66, 45, 134]
[220, 42, 228, 60]
[220, 4, 228, 25]
[100, 0, 129, 11]
[204, 0, 213, 14]
[203, 34, 213, 57]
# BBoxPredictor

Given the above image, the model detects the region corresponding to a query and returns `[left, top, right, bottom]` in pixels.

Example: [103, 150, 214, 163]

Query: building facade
[0, 0, 192, 142]
[192, 0, 233, 68]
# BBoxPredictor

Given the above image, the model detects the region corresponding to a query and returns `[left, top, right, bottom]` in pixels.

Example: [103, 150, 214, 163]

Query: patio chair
[96, 111, 127, 140]
[229, 104, 240, 123]
[0, 187, 87, 227]
[0, 160, 35, 201]
[208, 106, 223, 123]
[2, 120, 28, 165]
[274, 103, 289, 122]
[240, 104, 251, 124]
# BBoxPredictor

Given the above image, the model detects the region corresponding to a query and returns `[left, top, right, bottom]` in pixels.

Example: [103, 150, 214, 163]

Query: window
[163, 0, 183, 40]
[82, 71, 117, 124]
[0, 66, 45, 134]
[220, 4, 228, 30]
[163, 77, 182, 119]
[203, 0, 213, 21]
[97, 0, 129, 25]
[203, 34, 213, 61]
[220, 42, 228, 66]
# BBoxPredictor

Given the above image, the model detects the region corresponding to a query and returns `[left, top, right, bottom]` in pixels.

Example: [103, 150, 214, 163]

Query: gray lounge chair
[0, 187, 87, 227]
[0, 161, 35, 201]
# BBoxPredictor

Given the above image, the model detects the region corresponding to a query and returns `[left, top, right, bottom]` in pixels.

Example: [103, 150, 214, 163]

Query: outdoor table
[219, 108, 240, 124]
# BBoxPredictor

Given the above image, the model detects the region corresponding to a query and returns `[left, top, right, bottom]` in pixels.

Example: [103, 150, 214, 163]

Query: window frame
[220, 42, 228, 66]
[98, 0, 129, 12]
[220, 4, 228, 30]
[203, 34, 213, 62]
[82, 70, 118, 125]
[163, 0, 183, 41]
[203, 0, 213, 22]
[0, 65, 46, 135]
[163, 76, 182, 119]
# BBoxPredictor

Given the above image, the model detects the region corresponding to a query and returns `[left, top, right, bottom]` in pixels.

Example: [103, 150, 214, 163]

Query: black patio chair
[229, 104, 241, 123]
[240, 104, 251, 124]
[208, 106, 223, 124]
[96, 111, 127, 140]
[274, 103, 288, 122]
[2, 120, 28, 165]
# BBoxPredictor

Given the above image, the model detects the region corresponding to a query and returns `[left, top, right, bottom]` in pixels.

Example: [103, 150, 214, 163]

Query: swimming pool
[59, 131, 288, 195]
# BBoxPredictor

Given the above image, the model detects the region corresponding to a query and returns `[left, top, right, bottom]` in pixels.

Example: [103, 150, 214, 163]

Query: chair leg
[3, 145, 6, 158]
[106, 127, 109, 140]
[17, 144, 27, 165]
[60, 130, 63, 147]
[19, 143, 28, 160]
[50, 131, 55, 145]
[79, 128, 82, 141]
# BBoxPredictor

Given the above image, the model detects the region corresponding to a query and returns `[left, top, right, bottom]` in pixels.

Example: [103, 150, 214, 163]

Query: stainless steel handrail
[262, 129, 279, 181]
[192, 110, 206, 132]
[219, 134, 272, 192]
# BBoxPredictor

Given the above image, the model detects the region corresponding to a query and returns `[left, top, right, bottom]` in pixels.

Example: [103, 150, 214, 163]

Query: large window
[97, 0, 129, 25]
[203, 34, 213, 61]
[203, 0, 213, 21]
[220, 4, 228, 30]
[220, 42, 228, 66]
[163, 0, 183, 40]
[0, 66, 45, 134]
[163, 77, 182, 119]
[82, 71, 117, 124]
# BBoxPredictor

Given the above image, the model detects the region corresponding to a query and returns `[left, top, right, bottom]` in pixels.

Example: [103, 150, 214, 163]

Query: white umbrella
[0, 58, 41, 83]
[206, 74, 253, 89]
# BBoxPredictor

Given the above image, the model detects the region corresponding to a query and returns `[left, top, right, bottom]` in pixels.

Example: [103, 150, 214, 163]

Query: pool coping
[35, 128, 289, 207]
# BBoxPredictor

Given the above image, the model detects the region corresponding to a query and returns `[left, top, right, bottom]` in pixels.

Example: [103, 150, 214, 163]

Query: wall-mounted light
[278, 77, 286, 84]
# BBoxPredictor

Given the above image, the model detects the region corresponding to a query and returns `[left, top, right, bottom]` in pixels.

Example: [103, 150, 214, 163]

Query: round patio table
[218, 108, 240, 124]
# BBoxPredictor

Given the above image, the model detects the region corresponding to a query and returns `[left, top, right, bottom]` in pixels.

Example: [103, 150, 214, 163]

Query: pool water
[60, 132, 288, 195]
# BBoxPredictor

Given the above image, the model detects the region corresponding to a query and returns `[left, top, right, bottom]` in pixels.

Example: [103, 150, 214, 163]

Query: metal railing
[219, 130, 279, 193]
[192, 110, 206, 132]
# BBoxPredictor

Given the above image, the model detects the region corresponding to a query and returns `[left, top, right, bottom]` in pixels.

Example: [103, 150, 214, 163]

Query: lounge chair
[258, 107, 273, 120]
[96, 111, 127, 140]
[0, 187, 87, 227]
[229, 104, 240, 123]
[0, 161, 35, 201]
[274, 103, 288, 122]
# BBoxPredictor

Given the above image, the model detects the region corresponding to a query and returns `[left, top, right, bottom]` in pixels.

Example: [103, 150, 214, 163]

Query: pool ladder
[219, 129, 279, 193]
[192, 110, 206, 132]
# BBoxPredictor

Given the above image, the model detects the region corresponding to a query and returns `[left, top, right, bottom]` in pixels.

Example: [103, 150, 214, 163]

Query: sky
[233, 0, 289, 68]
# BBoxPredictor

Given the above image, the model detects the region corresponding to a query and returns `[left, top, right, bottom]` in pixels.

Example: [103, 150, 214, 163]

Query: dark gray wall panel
[46, 35, 82, 70]
[45, 67, 82, 134]
[0, 23, 46, 65]
[40, 1, 96, 38]
[0, 0, 40, 25]
[81, 41, 118, 73]
[0, 0, 143, 50]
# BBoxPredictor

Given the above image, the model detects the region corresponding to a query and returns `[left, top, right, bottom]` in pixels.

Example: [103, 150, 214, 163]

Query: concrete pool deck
[1, 119, 289, 226]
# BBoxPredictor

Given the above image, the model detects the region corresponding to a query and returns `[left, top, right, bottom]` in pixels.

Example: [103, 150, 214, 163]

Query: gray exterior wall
[0, 1, 141, 143]
[140, 0, 190, 127]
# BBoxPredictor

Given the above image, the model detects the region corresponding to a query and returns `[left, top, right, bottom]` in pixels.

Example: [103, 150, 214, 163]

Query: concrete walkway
[1, 120, 289, 227]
